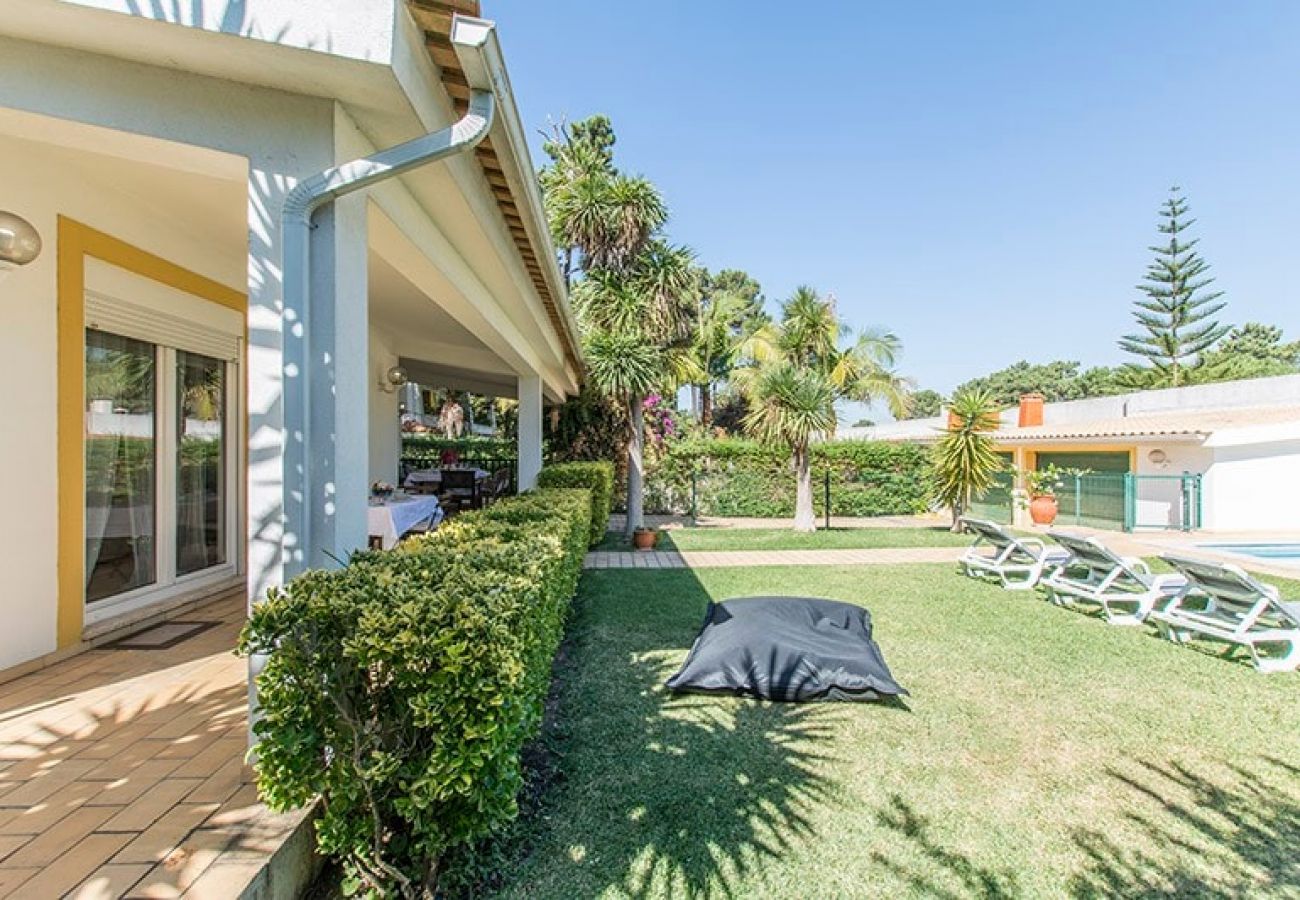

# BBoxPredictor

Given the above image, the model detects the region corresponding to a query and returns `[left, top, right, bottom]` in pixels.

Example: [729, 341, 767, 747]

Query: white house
[0, 1, 581, 674]
[845, 374, 1300, 533]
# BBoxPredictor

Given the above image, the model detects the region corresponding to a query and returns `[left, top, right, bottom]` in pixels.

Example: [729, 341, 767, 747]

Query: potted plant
[632, 526, 658, 551]
[1016, 465, 1088, 526]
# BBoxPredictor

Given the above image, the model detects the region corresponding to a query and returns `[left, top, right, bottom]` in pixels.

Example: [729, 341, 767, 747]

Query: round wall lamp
[0, 211, 42, 278]
[378, 365, 409, 393]
[1147, 448, 1169, 469]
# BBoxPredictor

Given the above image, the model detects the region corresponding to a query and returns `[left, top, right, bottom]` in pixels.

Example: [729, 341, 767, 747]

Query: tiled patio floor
[0, 593, 313, 899]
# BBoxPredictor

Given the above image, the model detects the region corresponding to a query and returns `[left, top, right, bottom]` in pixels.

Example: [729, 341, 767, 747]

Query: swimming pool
[1198, 542, 1300, 567]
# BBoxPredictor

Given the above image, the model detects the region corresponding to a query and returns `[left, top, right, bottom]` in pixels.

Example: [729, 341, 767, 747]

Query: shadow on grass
[868, 796, 1021, 899]
[1069, 756, 1300, 898]
[461, 568, 858, 899]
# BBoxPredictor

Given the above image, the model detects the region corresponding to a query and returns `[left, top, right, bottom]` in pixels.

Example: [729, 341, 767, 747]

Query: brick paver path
[585, 546, 964, 569]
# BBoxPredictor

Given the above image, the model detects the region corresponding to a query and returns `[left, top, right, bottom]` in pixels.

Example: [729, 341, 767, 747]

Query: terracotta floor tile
[0, 866, 40, 898]
[0, 777, 100, 834]
[66, 863, 153, 900]
[100, 778, 204, 833]
[87, 757, 188, 807]
[3, 804, 120, 868]
[13, 831, 135, 898]
[112, 802, 220, 865]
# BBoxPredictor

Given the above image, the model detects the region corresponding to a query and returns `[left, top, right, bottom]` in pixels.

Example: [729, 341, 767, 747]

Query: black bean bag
[665, 596, 907, 702]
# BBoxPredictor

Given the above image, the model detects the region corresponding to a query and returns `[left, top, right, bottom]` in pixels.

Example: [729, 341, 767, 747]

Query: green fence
[967, 471, 1203, 532]
[968, 470, 1015, 524]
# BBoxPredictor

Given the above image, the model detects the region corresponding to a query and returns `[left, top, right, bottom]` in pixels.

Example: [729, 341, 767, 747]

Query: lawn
[595, 526, 970, 552]
[477, 563, 1300, 899]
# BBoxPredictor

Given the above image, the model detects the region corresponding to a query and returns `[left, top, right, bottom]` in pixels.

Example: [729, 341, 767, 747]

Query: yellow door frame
[57, 217, 247, 648]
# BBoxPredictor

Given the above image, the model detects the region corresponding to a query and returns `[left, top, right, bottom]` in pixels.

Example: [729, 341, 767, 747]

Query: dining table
[367, 494, 444, 550]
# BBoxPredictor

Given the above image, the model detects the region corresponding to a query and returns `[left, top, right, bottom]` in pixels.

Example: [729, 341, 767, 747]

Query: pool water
[1199, 542, 1300, 566]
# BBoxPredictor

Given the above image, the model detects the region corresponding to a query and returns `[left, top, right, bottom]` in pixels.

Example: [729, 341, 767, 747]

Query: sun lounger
[958, 517, 1070, 590]
[1041, 532, 1187, 625]
[1150, 555, 1300, 673]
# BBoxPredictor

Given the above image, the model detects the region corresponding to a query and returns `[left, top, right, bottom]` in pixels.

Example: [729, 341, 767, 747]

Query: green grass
[594, 526, 970, 552]
[477, 564, 1300, 899]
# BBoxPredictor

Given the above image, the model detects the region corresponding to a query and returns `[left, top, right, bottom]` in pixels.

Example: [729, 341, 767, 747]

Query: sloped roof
[992, 405, 1300, 443]
[407, 0, 581, 372]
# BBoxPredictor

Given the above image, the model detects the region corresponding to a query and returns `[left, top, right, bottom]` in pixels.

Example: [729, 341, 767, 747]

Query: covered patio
[0, 593, 314, 898]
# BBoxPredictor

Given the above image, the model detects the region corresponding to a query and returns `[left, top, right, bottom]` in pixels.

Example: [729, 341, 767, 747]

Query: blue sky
[494, 1, 1300, 414]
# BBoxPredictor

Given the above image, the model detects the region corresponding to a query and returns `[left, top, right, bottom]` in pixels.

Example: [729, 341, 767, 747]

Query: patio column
[303, 196, 371, 569]
[517, 371, 543, 491]
[1011, 446, 1029, 528]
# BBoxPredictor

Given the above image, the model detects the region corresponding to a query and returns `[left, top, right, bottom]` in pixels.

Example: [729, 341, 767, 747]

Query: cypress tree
[1119, 188, 1229, 386]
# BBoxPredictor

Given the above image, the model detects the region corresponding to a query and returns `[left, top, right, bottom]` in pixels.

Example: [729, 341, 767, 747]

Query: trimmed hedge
[644, 438, 931, 518]
[400, 435, 518, 457]
[238, 488, 591, 898]
[536, 461, 614, 544]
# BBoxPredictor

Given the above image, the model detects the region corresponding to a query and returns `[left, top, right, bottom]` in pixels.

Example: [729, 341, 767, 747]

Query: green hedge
[644, 438, 931, 518]
[536, 461, 614, 544]
[401, 435, 518, 466]
[238, 488, 591, 898]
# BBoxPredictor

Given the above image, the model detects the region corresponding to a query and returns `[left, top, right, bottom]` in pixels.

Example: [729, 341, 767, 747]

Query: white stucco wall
[0, 133, 247, 670]
[1203, 440, 1300, 532]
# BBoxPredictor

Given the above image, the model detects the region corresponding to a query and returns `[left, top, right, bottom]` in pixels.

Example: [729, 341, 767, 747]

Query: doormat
[109, 620, 220, 650]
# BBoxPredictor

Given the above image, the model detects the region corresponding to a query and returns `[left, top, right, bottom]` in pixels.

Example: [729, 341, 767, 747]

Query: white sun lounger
[1041, 532, 1188, 625]
[1149, 555, 1300, 673]
[958, 517, 1070, 591]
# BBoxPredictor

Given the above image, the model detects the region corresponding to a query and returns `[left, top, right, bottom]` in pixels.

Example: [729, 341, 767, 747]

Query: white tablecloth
[403, 468, 489, 488]
[367, 496, 444, 549]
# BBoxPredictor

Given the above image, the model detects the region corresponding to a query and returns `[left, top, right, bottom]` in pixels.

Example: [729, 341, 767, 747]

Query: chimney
[1018, 392, 1045, 428]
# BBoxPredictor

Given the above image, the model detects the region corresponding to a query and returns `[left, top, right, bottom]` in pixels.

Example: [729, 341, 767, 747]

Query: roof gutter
[450, 15, 584, 379]
[279, 16, 496, 576]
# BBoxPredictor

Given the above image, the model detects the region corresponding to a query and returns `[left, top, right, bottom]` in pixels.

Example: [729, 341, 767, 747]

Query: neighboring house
[0, 1, 580, 673]
[844, 374, 1300, 533]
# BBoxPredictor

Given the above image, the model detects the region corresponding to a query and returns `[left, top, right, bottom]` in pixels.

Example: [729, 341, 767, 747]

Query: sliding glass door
[84, 323, 238, 618]
[85, 330, 157, 603]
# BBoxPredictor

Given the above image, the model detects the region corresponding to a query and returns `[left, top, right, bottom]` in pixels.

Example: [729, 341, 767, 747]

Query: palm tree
[575, 241, 700, 536]
[739, 287, 911, 532]
[930, 389, 1004, 530]
[539, 117, 666, 286]
[689, 269, 767, 427]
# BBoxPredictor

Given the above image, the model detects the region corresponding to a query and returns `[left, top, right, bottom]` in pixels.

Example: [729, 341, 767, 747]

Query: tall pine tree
[1119, 188, 1229, 386]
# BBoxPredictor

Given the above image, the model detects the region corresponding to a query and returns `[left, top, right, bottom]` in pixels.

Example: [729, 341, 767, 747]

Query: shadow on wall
[123, 0, 324, 49]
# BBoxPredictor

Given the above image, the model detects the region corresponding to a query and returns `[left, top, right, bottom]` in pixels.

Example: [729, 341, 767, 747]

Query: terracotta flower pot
[632, 528, 658, 551]
[1029, 494, 1058, 526]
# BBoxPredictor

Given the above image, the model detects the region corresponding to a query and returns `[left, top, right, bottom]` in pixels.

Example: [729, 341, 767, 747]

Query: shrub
[238, 488, 591, 898]
[536, 461, 614, 544]
[643, 437, 931, 517]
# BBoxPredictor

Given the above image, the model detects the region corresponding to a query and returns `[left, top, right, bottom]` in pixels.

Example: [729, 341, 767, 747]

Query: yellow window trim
[57, 217, 247, 648]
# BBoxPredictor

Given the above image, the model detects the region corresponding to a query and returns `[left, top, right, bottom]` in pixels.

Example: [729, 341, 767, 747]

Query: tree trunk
[792, 446, 816, 533]
[700, 383, 713, 429]
[625, 395, 645, 537]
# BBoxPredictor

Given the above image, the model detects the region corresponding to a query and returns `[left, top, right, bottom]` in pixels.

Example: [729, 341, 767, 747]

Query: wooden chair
[439, 468, 480, 514]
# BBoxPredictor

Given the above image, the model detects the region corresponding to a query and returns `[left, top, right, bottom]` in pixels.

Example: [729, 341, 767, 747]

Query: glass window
[85, 329, 157, 603]
[176, 351, 226, 576]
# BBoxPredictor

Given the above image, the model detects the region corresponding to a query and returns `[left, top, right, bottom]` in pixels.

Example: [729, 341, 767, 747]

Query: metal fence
[398, 453, 517, 493]
[968, 472, 1202, 532]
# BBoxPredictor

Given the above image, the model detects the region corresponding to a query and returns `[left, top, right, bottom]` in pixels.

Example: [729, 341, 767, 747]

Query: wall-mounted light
[378, 365, 409, 393]
[0, 212, 42, 280]
[1147, 448, 1169, 469]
